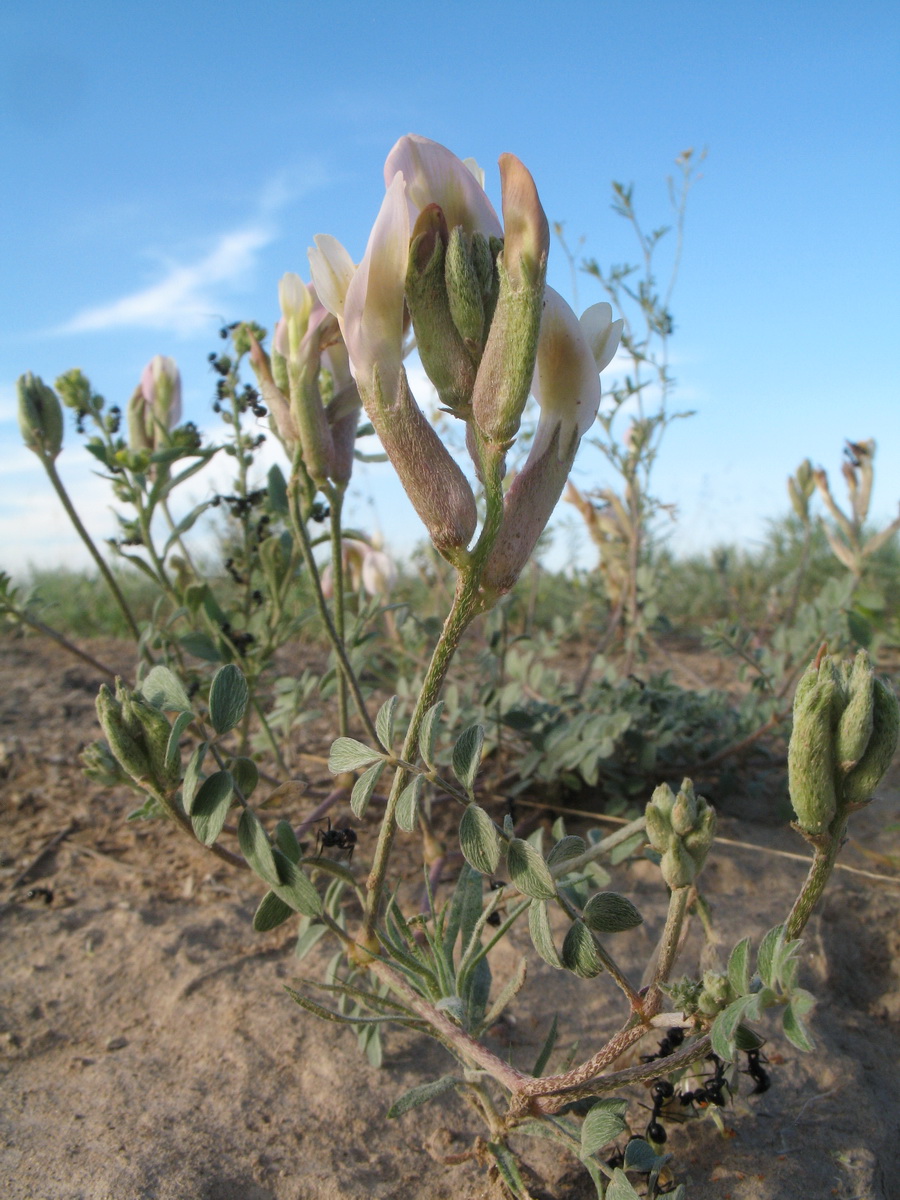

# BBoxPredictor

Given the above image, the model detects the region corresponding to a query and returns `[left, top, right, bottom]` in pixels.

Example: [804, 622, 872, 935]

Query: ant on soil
[24, 887, 54, 904]
[314, 818, 358, 865]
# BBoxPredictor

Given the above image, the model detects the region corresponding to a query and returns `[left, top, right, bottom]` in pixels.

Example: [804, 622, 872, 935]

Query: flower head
[309, 134, 621, 584]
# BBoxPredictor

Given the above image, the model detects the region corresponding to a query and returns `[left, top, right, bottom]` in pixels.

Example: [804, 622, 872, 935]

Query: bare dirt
[2, 636, 899, 1200]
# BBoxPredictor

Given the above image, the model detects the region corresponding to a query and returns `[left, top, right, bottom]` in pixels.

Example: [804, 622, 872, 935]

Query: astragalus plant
[18, 136, 899, 1200]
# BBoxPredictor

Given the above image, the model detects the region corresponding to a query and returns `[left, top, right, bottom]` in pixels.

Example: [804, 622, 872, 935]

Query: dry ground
[2, 636, 899, 1200]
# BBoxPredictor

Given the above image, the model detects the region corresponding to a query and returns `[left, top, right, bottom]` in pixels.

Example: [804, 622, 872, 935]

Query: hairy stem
[784, 815, 849, 940]
[43, 457, 141, 641]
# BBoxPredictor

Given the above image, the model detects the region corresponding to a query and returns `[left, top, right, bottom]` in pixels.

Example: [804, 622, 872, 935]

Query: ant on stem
[640, 1026, 685, 1063]
[678, 1053, 731, 1111]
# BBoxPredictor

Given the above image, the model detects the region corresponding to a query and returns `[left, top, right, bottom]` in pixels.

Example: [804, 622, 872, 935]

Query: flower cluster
[307, 134, 622, 595]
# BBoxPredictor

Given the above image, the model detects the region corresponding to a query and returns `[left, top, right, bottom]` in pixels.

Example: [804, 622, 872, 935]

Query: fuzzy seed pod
[96, 684, 153, 784]
[835, 650, 875, 773]
[445, 225, 486, 348]
[644, 801, 672, 854]
[788, 660, 841, 834]
[683, 803, 717, 871]
[660, 840, 695, 890]
[671, 779, 699, 836]
[130, 698, 178, 789]
[842, 676, 900, 807]
[18, 373, 64, 459]
[405, 206, 476, 410]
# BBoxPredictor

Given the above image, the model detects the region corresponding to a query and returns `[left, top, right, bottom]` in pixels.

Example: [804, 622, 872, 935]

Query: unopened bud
[788, 656, 840, 834]
[470, 156, 548, 446]
[18, 373, 64, 459]
[842, 676, 899, 806]
[445, 225, 486, 348]
[405, 205, 476, 410]
[96, 683, 152, 783]
[130, 695, 178, 789]
[835, 650, 875, 772]
[140, 356, 182, 431]
[80, 740, 132, 788]
[671, 779, 699, 835]
[55, 369, 93, 413]
[660, 840, 695, 889]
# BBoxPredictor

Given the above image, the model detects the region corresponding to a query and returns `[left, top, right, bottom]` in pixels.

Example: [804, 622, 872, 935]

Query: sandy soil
[1, 636, 899, 1200]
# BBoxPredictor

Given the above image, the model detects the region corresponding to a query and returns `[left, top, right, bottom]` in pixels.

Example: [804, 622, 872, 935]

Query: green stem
[42, 457, 141, 640]
[361, 576, 483, 948]
[287, 478, 379, 746]
[251, 694, 289, 777]
[647, 885, 691, 1007]
[328, 488, 350, 737]
[12, 611, 118, 680]
[555, 890, 644, 1012]
[784, 815, 849, 940]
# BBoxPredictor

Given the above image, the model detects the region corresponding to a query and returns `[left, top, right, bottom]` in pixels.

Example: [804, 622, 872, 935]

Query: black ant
[744, 1046, 771, 1094]
[24, 887, 54, 904]
[640, 1026, 685, 1063]
[678, 1053, 730, 1111]
[315, 818, 358, 864]
[646, 1078, 675, 1144]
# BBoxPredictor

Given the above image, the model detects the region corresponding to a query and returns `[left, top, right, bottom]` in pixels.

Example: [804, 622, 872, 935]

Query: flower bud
[842, 676, 899, 807]
[80, 740, 132, 788]
[788, 656, 840, 834]
[96, 683, 153, 784]
[646, 778, 714, 887]
[470, 155, 548, 447]
[660, 840, 695, 889]
[697, 969, 734, 1016]
[835, 650, 875, 773]
[55, 369, 93, 413]
[140, 355, 182, 430]
[671, 779, 699, 835]
[129, 694, 179, 789]
[18, 373, 64, 459]
[682, 803, 716, 870]
[404, 204, 476, 410]
[445, 225, 487, 348]
[248, 331, 298, 450]
[644, 797, 672, 854]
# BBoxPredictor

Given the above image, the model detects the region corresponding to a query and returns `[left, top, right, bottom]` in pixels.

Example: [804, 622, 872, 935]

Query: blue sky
[2, 0, 898, 575]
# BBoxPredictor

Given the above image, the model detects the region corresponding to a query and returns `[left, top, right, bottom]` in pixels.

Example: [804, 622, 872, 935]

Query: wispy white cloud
[56, 224, 274, 337]
[53, 163, 332, 339]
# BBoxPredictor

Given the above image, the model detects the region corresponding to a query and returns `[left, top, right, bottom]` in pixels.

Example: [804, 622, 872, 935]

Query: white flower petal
[385, 134, 502, 238]
[308, 235, 356, 320]
[342, 171, 409, 399]
[580, 302, 624, 373]
[530, 286, 601, 461]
